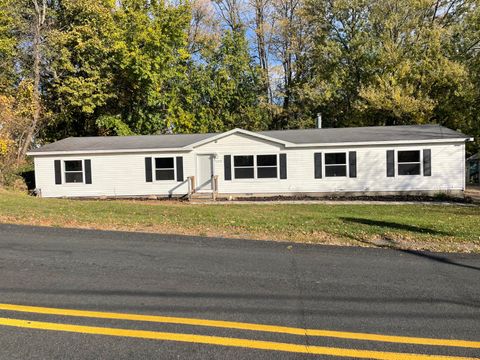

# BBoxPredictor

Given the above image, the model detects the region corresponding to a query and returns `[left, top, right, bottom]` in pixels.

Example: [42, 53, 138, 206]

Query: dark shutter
[54, 160, 62, 185]
[84, 159, 92, 184]
[423, 149, 431, 176]
[314, 153, 322, 179]
[349, 151, 357, 178]
[386, 150, 395, 177]
[279, 154, 287, 179]
[145, 157, 153, 182]
[224, 155, 232, 180]
[176, 156, 184, 181]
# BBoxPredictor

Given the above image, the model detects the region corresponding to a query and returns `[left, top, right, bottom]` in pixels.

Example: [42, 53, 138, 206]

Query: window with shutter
[325, 153, 347, 177]
[155, 157, 175, 181]
[64, 160, 84, 183]
[398, 150, 421, 175]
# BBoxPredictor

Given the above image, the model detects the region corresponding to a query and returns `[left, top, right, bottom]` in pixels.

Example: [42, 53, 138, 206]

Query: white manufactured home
[28, 125, 472, 199]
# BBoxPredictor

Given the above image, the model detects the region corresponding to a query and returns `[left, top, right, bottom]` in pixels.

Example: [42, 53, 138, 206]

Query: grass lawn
[0, 190, 479, 253]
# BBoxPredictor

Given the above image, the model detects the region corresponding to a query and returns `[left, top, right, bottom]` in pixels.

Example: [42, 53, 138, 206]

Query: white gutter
[27, 147, 192, 156]
[285, 137, 471, 148]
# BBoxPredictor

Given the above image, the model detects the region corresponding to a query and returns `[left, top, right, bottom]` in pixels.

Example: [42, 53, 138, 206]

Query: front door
[196, 154, 214, 191]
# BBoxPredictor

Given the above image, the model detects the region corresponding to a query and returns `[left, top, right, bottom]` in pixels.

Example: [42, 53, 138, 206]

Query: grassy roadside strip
[0, 190, 479, 253]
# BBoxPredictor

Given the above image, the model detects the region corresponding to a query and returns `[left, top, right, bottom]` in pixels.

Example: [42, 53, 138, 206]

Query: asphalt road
[0, 223, 479, 359]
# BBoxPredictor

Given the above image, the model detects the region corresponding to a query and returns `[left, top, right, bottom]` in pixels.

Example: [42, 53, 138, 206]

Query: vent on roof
[316, 113, 322, 129]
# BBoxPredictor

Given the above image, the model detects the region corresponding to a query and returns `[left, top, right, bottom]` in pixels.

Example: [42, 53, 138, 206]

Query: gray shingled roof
[30, 133, 216, 153]
[259, 124, 469, 144]
[29, 125, 470, 154]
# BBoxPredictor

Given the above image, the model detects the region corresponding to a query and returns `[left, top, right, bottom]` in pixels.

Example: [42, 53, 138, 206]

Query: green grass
[0, 190, 479, 252]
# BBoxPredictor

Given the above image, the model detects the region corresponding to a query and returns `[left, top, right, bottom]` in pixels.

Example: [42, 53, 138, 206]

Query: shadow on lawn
[340, 217, 449, 236]
[341, 217, 480, 272]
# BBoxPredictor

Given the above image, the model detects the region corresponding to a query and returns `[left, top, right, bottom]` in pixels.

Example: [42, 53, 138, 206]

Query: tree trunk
[17, 0, 46, 164]
[254, 0, 272, 103]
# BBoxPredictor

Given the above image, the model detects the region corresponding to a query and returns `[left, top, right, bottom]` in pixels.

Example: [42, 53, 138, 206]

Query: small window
[257, 155, 277, 178]
[155, 157, 175, 181]
[325, 153, 347, 177]
[234, 155, 254, 179]
[398, 150, 421, 175]
[64, 160, 84, 183]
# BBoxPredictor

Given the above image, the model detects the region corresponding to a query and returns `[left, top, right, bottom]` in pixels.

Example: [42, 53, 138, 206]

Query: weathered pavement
[0, 223, 479, 359]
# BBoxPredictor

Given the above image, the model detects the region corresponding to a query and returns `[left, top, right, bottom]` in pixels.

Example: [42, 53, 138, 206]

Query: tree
[0, 81, 36, 183]
[17, 0, 48, 162]
[357, 0, 472, 127]
[188, 0, 220, 55]
[43, 0, 118, 139]
[43, 0, 192, 138]
[0, 0, 19, 166]
[0, 0, 19, 93]
[214, 0, 244, 32]
[456, 0, 480, 155]
[185, 28, 271, 132]
[1, 0, 478, 166]
[295, 0, 477, 133]
[249, 0, 272, 103]
[269, 0, 310, 128]
[111, 0, 192, 134]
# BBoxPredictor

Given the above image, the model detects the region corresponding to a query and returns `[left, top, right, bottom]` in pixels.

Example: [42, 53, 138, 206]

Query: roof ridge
[58, 124, 447, 140]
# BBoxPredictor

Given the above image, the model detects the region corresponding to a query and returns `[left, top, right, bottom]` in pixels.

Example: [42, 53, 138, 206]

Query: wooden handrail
[187, 176, 196, 200]
[212, 175, 219, 201]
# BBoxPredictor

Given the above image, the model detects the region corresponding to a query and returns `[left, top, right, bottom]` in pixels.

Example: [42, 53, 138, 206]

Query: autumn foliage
[0, 0, 479, 186]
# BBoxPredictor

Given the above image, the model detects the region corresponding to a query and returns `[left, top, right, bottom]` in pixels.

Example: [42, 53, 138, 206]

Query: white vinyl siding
[32, 131, 466, 198]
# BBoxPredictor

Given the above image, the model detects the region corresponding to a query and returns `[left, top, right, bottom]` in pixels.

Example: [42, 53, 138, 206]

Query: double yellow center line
[0, 303, 478, 359]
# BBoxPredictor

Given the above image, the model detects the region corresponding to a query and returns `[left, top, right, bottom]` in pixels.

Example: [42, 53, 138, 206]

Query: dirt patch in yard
[348, 234, 480, 253]
[466, 186, 480, 203]
[225, 194, 474, 204]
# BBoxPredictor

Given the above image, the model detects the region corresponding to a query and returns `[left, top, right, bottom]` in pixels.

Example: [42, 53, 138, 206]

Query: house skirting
[214, 190, 465, 199]
[54, 189, 465, 200]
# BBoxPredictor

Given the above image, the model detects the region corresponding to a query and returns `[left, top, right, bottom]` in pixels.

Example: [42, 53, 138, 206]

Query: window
[155, 157, 175, 180]
[234, 155, 254, 179]
[233, 154, 279, 179]
[398, 150, 421, 175]
[257, 155, 277, 178]
[325, 153, 347, 177]
[64, 160, 83, 183]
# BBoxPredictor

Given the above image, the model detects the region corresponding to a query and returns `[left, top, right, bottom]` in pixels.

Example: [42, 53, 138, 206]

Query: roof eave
[27, 147, 193, 156]
[283, 137, 470, 148]
[26, 136, 471, 156]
